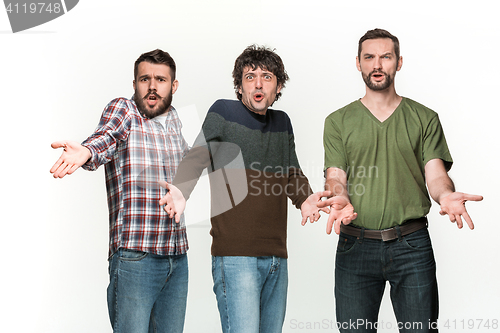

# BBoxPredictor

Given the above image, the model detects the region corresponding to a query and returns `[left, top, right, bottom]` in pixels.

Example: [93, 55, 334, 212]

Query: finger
[462, 211, 474, 230]
[175, 213, 181, 223]
[301, 215, 307, 226]
[68, 164, 79, 175]
[455, 214, 464, 229]
[448, 213, 456, 223]
[462, 194, 483, 202]
[158, 181, 169, 189]
[326, 214, 334, 235]
[320, 207, 330, 214]
[53, 162, 69, 178]
[334, 219, 341, 235]
[51, 141, 67, 149]
[50, 157, 65, 174]
[316, 190, 332, 198]
[318, 197, 335, 209]
[439, 209, 446, 216]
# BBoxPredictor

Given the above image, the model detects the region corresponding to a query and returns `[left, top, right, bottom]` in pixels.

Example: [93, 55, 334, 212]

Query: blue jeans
[212, 256, 288, 333]
[335, 227, 438, 332]
[107, 249, 188, 333]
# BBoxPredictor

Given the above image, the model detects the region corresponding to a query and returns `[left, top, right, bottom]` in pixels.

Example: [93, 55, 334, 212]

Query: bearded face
[134, 88, 173, 119]
[133, 61, 178, 119]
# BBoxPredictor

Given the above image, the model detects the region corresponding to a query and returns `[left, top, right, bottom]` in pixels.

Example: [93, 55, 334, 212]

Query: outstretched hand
[300, 191, 332, 226]
[439, 192, 483, 230]
[159, 181, 186, 223]
[50, 140, 91, 178]
[318, 196, 357, 235]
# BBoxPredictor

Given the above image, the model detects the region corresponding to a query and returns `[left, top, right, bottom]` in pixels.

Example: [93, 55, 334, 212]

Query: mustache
[369, 70, 388, 77]
[144, 91, 162, 99]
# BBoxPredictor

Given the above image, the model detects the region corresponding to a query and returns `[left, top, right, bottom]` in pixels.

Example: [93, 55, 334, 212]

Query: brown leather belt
[340, 217, 428, 242]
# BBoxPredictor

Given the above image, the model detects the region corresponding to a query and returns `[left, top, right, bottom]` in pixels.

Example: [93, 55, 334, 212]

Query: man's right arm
[49, 98, 132, 178]
[319, 167, 357, 235]
[50, 141, 91, 178]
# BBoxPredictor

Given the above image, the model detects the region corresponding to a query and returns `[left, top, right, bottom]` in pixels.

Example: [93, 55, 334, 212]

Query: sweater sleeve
[286, 118, 313, 209]
[172, 103, 224, 200]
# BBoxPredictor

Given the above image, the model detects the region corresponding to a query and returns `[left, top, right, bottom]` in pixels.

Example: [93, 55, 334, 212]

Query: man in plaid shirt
[50, 49, 190, 333]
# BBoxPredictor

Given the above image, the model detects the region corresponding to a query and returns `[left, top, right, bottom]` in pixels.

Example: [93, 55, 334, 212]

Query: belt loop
[395, 225, 402, 242]
[358, 228, 365, 243]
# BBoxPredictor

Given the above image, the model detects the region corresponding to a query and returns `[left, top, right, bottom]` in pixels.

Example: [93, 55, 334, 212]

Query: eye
[264, 75, 272, 80]
[246, 75, 254, 80]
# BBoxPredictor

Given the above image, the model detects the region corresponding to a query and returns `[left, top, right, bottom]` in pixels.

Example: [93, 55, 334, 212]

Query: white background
[1, 1, 498, 332]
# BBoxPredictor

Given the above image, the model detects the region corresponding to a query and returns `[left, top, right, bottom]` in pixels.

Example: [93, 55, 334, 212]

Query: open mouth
[371, 72, 385, 81]
[146, 93, 159, 106]
[253, 93, 264, 102]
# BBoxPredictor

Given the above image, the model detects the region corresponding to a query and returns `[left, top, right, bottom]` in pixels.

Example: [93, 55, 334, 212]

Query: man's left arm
[425, 158, 483, 229]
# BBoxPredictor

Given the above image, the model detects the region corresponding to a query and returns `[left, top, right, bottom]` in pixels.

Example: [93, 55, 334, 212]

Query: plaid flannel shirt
[82, 97, 189, 258]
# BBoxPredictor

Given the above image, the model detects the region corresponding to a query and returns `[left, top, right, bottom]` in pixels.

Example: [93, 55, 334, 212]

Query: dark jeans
[335, 227, 438, 332]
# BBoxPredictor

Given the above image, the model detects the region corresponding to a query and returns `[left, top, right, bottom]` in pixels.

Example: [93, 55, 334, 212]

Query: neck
[360, 86, 402, 122]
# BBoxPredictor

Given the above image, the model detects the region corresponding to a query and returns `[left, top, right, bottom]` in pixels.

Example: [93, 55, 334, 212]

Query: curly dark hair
[358, 28, 400, 63]
[134, 49, 176, 81]
[232, 45, 289, 102]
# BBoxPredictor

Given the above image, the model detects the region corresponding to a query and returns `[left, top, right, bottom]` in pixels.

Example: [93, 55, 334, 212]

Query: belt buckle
[381, 228, 395, 242]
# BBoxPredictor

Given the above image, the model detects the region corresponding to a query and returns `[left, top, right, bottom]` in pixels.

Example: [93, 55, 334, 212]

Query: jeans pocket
[402, 229, 432, 251]
[337, 233, 357, 254]
[119, 249, 148, 261]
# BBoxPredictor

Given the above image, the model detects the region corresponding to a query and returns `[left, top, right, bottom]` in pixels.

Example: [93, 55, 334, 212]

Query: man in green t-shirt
[320, 29, 483, 332]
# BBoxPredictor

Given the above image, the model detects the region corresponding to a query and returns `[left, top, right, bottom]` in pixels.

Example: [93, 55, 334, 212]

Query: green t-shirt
[323, 97, 453, 230]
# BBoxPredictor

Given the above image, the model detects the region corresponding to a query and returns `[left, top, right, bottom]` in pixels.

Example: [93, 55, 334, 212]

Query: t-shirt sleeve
[422, 114, 453, 171]
[323, 114, 348, 172]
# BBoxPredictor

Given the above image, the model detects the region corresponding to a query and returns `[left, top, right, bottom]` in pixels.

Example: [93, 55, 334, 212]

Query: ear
[356, 56, 362, 72]
[276, 83, 283, 94]
[397, 56, 403, 71]
[171, 79, 179, 95]
[133, 80, 136, 90]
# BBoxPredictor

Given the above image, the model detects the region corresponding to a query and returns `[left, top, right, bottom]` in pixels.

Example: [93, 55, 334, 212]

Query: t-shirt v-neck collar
[358, 97, 405, 127]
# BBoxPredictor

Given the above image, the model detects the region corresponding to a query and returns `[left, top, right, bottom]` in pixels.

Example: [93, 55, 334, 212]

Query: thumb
[51, 141, 67, 149]
[158, 181, 171, 190]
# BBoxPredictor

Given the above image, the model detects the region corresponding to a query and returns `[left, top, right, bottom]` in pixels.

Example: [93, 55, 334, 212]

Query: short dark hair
[358, 28, 400, 62]
[134, 49, 176, 81]
[232, 45, 289, 102]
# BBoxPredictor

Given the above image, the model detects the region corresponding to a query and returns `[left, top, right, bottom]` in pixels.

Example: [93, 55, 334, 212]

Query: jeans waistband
[340, 217, 428, 242]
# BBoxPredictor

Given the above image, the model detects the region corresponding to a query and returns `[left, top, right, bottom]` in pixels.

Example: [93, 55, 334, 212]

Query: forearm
[324, 167, 351, 202]
[425, 158, 455, 205]
[427, 174, 455, 205]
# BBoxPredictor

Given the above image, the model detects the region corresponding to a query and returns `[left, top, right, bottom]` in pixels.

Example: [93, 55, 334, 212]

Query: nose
[373, 57, 382, 69]
[148, 78, 157, 92]
[255, 76, 263, 89]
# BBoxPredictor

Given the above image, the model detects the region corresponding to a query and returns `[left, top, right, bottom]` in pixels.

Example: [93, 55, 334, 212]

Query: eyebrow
[363, 52, 393, 57]
[244, 70, 274, 76]
[138, 74, 168, 80]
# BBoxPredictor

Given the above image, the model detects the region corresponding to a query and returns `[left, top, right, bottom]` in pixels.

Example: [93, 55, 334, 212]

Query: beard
[134, 89, 173, 119]
[362, 69, 395, 91]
